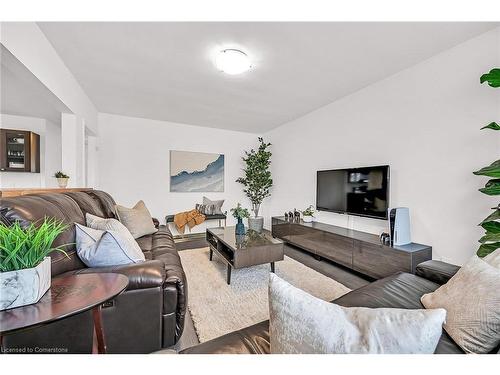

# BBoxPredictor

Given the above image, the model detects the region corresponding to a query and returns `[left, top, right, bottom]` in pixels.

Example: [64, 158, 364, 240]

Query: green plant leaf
[479, 179, 500, 195]
[480, 207, 500, 225]
[473, 159, 500, 178]
[480, 68, 500, 87]
[479, 232, 500, 243]
[477, 242, 500, 257]
[481, 122, 500, 131]
[481, 220, 500, 233]
[0, 218, 69, 272]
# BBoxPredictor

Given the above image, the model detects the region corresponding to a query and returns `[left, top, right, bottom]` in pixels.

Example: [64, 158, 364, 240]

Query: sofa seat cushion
[333, 272, 439, 309]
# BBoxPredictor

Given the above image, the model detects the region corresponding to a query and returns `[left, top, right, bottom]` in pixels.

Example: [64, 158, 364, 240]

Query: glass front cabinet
[0, 129, 40, 172]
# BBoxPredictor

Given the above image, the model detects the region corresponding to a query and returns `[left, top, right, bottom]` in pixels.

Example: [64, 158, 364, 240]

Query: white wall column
[61, 113, 85, 187]
[86, 135, 99, 188]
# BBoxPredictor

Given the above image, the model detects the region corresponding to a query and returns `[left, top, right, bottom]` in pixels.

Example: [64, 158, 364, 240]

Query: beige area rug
[179, 247, 351, 343]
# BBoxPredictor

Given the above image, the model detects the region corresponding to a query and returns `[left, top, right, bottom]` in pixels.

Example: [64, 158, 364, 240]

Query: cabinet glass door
[6, 131, 27, 170]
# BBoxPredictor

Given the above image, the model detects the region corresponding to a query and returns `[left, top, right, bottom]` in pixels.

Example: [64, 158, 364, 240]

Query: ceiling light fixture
[215, 49, 252, 75]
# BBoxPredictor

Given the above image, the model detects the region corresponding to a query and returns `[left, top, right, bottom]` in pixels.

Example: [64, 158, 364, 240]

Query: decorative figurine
[288, 211, 293, 220]
[293, 209, 300, 222]
[284, 212, 289, 220]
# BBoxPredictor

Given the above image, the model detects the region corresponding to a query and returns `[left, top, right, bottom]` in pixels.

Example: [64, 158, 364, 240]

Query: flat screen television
[316, 165, 390, 219]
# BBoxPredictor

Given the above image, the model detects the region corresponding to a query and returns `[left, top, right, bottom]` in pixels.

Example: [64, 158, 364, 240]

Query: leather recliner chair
[0, 190, 187, 353]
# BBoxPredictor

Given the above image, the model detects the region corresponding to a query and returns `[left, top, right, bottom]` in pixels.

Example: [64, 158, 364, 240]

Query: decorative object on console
[300, 205, 316, 223]
[170, 150, 224, 192]
[473, 67, 500, 257]
[236, 137, 272, 233]
[75, 222, 145, 267]
[389, 207, 411, 246]
[293, 209, 300, 222]
[231, 203, 250, 235]
[0, 219, 68, 311]
[421, 255, 500, 354]
[269, 274, 446, 354]
[54, 171, 70, 188]
[379, 232, 390, 245]
[115, 200, 157, 239]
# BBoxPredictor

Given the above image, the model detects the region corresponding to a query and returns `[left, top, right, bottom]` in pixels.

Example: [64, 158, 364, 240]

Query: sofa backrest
[0, 190, 117, 276]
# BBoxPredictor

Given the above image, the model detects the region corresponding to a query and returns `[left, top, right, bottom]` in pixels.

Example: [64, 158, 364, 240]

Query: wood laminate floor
[171, 238, 371, 352]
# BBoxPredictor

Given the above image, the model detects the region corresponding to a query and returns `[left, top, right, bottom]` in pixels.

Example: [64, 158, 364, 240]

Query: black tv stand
[271, 217, 432, 279]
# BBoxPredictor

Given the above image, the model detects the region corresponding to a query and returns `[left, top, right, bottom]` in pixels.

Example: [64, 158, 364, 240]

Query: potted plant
[236, 137, 273, 233]
[474, 68, 500, 257]
[230, 203, 250, 235]
[54, 171, 70, 188]
[301, 205, 316, 223]
[0, 218, 69, 311]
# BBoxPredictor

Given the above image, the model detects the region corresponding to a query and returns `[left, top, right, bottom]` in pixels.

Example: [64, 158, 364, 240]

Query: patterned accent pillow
[202, 196, 224, 215]
[196, 203, 215, 215]
[421, 255, 500, 353]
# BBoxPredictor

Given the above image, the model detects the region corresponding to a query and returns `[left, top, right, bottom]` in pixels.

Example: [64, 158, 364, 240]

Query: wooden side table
[0, 273, 128, 354]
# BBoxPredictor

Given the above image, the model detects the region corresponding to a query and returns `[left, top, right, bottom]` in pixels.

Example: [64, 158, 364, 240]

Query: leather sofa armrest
[74, 260, 166, 291]
[415, 260, 460, 285]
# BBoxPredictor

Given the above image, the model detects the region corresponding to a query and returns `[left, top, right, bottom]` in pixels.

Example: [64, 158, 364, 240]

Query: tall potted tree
[236, 137, 273, 233]
[473, 68, 500, 257]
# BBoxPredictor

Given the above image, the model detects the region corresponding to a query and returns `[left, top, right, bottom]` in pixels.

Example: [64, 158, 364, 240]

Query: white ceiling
[38, 22, 498, 133]
[1, 45, 70, 125]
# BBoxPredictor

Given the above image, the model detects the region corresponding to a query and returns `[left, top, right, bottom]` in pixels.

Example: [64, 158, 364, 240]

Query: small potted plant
[0, 218, 69, 311]
[230, 203, 250, 235]
[54, 171, 70, 188]
[301, 205, 316, 223]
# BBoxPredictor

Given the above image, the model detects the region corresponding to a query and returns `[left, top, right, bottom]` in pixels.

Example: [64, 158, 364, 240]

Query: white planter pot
[0, 257, 51, 311]
[248, 216, 264, 233]
[302, 215, 314, 223]
[57, 177, 69, 188]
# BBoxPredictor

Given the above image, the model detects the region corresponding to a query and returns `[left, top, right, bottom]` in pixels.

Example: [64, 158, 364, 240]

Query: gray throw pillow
[115, 200, 157, 239]
[75, 223, 145, 267]
[421, 255, 500, 354]
[202, 196, 224, 215]
[269, 274, 446, 354]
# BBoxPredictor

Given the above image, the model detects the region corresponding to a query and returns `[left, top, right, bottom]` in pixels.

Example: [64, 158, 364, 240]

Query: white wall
[264, 28, 500, 265]
[97, 113, 259, 232]
[1, 22, 99, 187]
[0, 113, 62, 188]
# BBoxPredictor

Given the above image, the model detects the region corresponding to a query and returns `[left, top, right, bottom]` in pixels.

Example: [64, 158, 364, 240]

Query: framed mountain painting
[170, 150, 224, 192]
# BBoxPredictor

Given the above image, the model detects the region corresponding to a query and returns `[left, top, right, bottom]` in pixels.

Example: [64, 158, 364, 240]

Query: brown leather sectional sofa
[180, 260, 499, 354]
[0, 190, 187, 353]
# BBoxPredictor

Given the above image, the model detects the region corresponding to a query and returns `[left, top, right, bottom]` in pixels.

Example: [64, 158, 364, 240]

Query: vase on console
[235, 217, 246, 235]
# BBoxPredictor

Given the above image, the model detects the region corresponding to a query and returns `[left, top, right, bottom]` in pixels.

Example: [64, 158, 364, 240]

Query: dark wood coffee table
[0, 273, 128, 354]
[206, 227, 284, 285]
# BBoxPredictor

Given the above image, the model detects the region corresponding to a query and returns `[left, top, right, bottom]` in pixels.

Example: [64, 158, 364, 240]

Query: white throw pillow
[484, 248, 500, 269]
[115, 201, 157, 239]
[75, 223, 145, 267]
[269, 274, 446, 354]
[421, 255, 500, 354]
